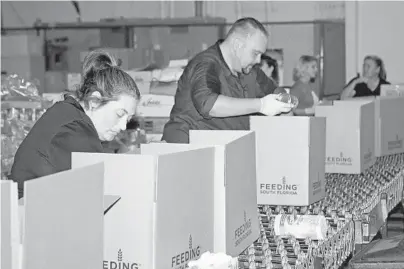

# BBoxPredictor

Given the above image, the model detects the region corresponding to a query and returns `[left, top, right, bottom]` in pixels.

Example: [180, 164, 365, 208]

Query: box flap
[142, 140, 226, 254]
[360, 102, 376, 171]
[154, 147, 215, 269]
[190, 130, 253, 146]
[19, 194, 121, 215]
[72, 153, 156, 269]
[378, 97, 404, 155]
[1, 180, 20, 269]
[23, 163, 104, 269]
[223, 131, 260, 256]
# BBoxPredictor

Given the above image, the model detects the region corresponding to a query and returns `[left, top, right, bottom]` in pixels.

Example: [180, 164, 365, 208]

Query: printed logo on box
[234, 211, 252, 247]
[259, 177, 299, 196]
[171, 235, 201, 269]
[388, 135, 403, 150]
[326, 152, 352, 166]
[103, 249, 140, 269]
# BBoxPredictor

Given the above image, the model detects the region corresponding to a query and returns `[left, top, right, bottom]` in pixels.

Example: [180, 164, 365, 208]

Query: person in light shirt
[290, 55, 321, 116]
[162, 17, 294, 143]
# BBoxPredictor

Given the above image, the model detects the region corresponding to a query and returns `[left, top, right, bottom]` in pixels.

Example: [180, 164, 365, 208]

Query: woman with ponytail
[11, 49, 141, 198]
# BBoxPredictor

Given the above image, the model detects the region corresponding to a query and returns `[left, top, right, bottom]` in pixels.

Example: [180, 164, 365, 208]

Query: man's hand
[260, 94, 294, 116]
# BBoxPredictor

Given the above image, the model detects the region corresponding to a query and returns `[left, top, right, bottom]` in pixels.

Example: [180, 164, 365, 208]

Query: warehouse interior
[1, 1, 404, 269]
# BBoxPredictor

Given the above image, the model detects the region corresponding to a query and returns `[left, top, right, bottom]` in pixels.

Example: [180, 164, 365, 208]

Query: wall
[345, 1, 404, 84]
[1, 1, 345, 27]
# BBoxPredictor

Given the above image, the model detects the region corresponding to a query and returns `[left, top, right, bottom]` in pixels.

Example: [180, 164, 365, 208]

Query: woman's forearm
[340, 80, 358, 100]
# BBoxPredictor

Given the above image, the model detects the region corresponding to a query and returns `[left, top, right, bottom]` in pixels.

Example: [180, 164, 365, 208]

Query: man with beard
[162, 17, 293, 143]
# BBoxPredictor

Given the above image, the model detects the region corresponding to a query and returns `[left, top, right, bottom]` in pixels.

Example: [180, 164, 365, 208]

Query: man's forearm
[209, 95, 261, 117]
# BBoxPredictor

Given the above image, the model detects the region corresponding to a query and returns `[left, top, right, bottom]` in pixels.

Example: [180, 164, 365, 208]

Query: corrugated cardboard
[315, 102, 376, 174]
[1, 34, 43, 57]
[72, 148, 215, 269]
[250, 116, 326, 206]
[335, 97, 404, 157]
[140, 131, 260, 256]
[22, 163, 105, 269]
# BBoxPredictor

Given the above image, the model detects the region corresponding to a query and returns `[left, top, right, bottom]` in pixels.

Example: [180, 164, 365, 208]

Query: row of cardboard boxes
[1, 50, 175, 94]
[2, 95, 404, 269]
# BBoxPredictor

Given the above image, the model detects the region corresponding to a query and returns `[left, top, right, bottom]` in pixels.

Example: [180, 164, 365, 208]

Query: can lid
[316, 215, 328, 240]
[274, 214, 284, 236]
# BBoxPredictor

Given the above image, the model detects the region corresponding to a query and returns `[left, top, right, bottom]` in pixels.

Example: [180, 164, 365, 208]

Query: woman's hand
[304, 106, 316, 115]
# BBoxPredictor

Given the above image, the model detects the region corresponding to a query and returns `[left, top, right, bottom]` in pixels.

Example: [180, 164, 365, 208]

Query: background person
[290, 55, 321, 116]
[340, 55, 390, 99]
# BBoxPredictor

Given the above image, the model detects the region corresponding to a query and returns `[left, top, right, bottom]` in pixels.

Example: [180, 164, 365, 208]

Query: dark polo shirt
[162, 40, 277, 143]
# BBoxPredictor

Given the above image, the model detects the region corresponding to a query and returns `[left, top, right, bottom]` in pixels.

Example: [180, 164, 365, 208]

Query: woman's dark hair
[260, 54, 279, 85]
[364, 55, 387, 80]
[65, 49, 140, 109]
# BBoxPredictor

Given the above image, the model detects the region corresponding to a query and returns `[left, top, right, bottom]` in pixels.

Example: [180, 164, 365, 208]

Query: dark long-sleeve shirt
[10, 96, 104, 198]
[162, 40, 277, 143]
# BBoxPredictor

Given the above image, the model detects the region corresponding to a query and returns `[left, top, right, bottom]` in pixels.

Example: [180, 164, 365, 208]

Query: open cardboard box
[141, 130, 260, 256]
[315, 101, 376, 174]
[334, 96, 404, 157]
[1, 180, 20, 269]
[2, 163, 107, 269]
[250, 116, 326, 206]
[72, 146, 215, 269]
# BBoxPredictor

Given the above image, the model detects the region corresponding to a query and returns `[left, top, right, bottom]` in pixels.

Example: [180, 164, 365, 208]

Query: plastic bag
[1, 74, 41, 101]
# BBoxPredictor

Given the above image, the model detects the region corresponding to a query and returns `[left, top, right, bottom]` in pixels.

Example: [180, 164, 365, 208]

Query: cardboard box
[141, 130, 260, 256]
[139, 94, 175, 107]
[380, 84, 404, 97]
[22, 163, 105, 269]
[136, 94, 175, 118]
[65, 49, 83, 73]
[1, 34, 43, 57]
[1, 56, 46, 93]
[141, 117, 170, 134]
[335, 97, 404, 157]
[72, 147, 215, 269]
[67, 73, 82, 90]
[315, 102, 376, 174]
[44, 71, 67, 93]
[250, 116, 326, 206]
[0, 180, 20, 269]
[80, 48, 143, 71]
[42, 93, 64, 104]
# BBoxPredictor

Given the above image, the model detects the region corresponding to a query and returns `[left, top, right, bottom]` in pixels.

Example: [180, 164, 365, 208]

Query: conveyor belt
[239, 154, 404, 269]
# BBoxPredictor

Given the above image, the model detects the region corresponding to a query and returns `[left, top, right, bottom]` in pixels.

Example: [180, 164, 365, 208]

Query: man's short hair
[226, 17, 268, 39]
